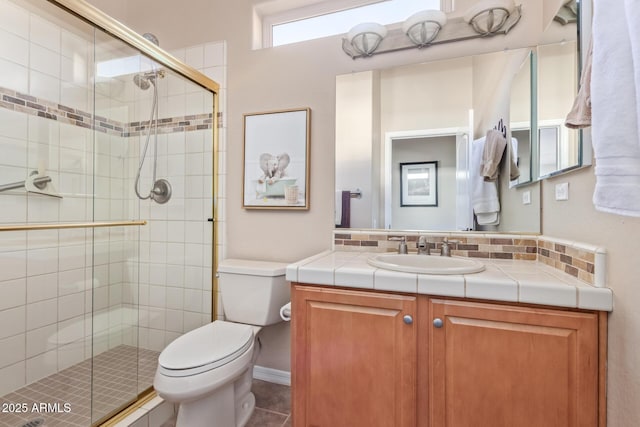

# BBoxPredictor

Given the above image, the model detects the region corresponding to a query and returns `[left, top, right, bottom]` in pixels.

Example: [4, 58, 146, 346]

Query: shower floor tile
[0, 345, 159, 427]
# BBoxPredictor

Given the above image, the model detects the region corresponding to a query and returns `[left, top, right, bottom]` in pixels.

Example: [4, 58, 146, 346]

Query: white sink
[367, 254, 485, 275]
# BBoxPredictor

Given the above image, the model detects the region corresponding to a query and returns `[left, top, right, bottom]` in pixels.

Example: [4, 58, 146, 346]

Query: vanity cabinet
[424, 298, 600, 427]
[291, 284, 417, 427]
[292, 284, 607, 427]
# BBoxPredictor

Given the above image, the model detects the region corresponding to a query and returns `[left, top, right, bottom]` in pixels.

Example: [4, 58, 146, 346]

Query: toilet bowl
[153, 259, 289, 427]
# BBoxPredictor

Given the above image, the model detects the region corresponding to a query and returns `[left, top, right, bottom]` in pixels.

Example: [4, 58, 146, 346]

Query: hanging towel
[341, 191, 351, 228]
[481, 129, 507, 182]
[566, 37, 593, 129]
[591, 0, 640, 216]
[471, 136, 501, 225]
[626, 0, 640, 139]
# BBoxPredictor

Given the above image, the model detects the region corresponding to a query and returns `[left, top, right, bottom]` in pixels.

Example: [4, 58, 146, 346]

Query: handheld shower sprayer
[133, 32, 172, 204]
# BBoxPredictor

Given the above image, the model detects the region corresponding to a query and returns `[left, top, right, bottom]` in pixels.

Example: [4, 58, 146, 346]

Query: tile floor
[160, 379, 292, 427]
[0, 345, 159, 427]
[246, 379, 291, 427]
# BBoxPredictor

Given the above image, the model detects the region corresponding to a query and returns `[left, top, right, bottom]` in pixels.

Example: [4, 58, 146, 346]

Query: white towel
[471, 136, 500, 225]
[626, 0, 640, 139]
[335, 190, 342, 225]
[591, 0, 640, 216]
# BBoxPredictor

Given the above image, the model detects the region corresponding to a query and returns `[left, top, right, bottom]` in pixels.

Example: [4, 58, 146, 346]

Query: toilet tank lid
[218, 259, 288, 277]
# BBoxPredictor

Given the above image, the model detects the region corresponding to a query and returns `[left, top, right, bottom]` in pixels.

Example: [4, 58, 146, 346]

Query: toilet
[153, 259, 290, 427]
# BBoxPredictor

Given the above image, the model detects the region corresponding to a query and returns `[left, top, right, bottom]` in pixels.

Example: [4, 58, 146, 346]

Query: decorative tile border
[334, 231, 538, 260]
[333, 230, 606, 286]
[537, 236, 606, 287]
[0, 85, 215, 137]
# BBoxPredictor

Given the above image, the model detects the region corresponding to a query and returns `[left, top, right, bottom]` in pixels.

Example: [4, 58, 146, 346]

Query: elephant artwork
[242, 108, 310, 209]
[254, 153, 297, 199]
[258, 153, 290, 184]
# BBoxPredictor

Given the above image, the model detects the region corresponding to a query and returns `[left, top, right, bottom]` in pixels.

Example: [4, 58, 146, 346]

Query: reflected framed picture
[242, 108, 311, 210]
[400, 161, 438, 207]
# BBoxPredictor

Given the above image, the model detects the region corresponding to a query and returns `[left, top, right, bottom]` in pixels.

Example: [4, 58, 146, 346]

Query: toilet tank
[218, 259, 290, 326]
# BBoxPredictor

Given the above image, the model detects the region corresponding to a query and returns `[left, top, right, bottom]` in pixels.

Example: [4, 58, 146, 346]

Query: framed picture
[400, 161, 438, 207]
[242, 108, 311, 210]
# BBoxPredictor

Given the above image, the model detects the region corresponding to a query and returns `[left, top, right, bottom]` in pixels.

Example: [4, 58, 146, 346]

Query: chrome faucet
[417, 236, 430, 255]
[440, 239, 458, 257]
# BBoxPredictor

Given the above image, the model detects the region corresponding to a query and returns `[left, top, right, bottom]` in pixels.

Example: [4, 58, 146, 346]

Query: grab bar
[0, 220, 147, 232]
[0, 176, 51, 192]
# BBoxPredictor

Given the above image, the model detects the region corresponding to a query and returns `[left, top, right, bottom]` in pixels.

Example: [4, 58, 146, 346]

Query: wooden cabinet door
[428, 299, 599, 427]
[292, 285, 417, 427]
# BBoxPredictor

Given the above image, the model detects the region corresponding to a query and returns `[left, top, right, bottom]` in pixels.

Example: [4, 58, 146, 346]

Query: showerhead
[134, 33, 161, 90]
[133, 73, 152, 90]
[143, 32, 159, 46]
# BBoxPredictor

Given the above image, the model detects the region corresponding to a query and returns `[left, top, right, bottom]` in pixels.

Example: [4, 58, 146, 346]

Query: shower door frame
[43, 0, 220, 424]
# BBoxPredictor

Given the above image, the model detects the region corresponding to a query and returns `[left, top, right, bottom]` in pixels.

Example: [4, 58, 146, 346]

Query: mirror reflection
[336, 48, 537, 232]
[335, 0, 582, 233]
[509, 51, 533, 187]
[537, 40, 580, 177]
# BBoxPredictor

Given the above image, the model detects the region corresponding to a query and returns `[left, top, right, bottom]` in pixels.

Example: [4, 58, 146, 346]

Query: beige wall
[335, 72, 376, 228]
[86, 2, 640, 425]
[543, 169, 640, 427]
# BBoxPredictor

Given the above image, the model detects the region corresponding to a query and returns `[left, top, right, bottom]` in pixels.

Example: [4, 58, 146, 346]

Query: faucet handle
[390, 236, 408, 254]
[440, 238, 459, 256]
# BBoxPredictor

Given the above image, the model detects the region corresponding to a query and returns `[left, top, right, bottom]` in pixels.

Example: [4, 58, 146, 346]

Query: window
[264, 0, 442, 47]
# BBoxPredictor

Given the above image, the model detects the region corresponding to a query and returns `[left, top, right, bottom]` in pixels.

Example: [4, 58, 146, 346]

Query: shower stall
[0, 0, 219, 425]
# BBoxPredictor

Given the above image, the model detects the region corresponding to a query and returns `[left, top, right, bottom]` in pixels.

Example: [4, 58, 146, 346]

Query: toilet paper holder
[280, 302, 291, 321]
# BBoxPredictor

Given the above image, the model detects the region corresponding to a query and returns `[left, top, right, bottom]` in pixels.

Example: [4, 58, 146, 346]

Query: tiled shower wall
[0, 0, 224, 399]
[131, 40, 225, 352]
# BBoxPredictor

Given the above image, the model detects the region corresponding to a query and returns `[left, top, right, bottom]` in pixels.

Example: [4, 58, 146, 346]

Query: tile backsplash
[333, 230, 606, 287]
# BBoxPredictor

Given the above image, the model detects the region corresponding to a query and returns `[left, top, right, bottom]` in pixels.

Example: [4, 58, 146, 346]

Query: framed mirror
[336, 48, 538, 233]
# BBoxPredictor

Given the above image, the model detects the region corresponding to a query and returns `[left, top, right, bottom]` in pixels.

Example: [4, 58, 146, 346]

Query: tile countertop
[286, 250, 613, 312]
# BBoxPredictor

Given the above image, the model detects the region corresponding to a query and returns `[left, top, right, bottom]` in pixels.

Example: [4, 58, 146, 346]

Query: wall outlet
[555, 182, 569, 201]
[522, 190, 531, 205]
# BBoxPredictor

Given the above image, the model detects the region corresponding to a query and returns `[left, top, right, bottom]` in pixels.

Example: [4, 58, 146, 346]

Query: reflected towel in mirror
[335, 190, 351, 228]
[481, 129, 507, 182]
[472, 136, 501, 225]
[510, 137, 520, 180]
[566, 37, 592, 129]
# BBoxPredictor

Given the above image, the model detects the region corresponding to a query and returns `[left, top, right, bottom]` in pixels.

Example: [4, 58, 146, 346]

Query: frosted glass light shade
[347, 22, 388, 56]
[464, 0, 515, 35]
[402, 10, 447, 47]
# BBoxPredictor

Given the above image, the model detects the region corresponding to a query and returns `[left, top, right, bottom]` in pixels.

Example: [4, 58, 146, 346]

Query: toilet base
[174, 367, 256, 427]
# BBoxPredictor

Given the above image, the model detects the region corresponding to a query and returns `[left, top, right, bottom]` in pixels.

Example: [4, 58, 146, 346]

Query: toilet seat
[158, 321, 254, 377]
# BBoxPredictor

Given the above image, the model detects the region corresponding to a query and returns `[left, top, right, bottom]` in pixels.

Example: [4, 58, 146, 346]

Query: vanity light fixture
[402, 10, 447, 48]
[342, 3, 522, 60]
[346, 22, 388, 56]
[464, 0, 516, 35]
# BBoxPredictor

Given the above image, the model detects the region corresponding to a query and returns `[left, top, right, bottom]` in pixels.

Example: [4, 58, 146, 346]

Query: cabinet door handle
[433, 318, 444, 328]
[403, 315, 413, 325]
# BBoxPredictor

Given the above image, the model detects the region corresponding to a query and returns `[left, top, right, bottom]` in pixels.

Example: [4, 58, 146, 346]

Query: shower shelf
[0, 220, 147, 232]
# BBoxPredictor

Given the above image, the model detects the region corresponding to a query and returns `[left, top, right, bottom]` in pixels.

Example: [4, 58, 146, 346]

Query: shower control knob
[433, 318, 444, 328]
[403, 315, 413, 325]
